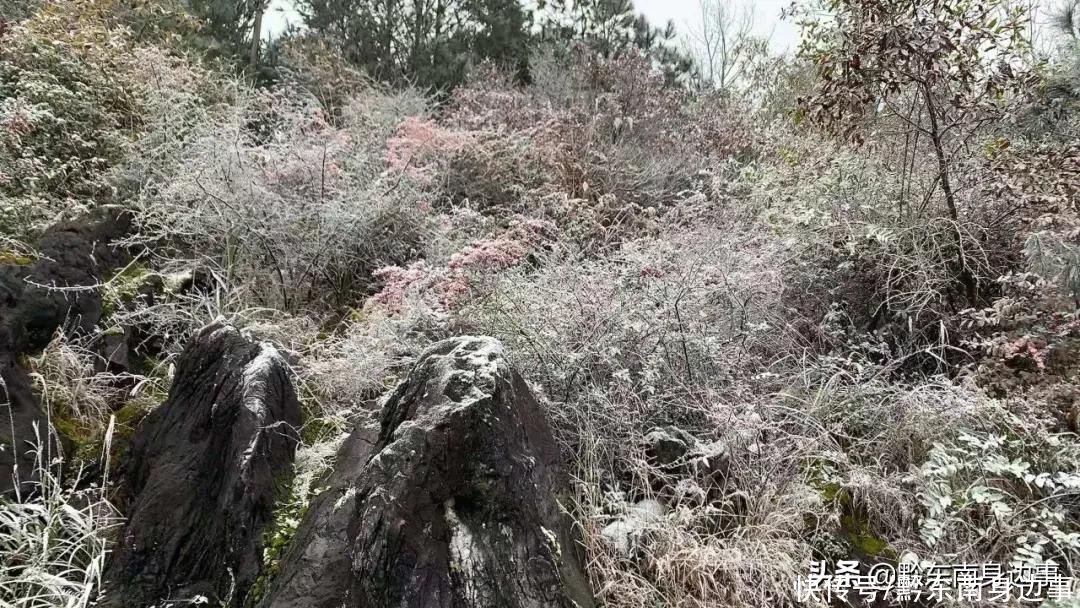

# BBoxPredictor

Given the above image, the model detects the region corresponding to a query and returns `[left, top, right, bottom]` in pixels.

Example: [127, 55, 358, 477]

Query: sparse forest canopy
[289, 0, 695, 90]
[6, 0, 1080, 607]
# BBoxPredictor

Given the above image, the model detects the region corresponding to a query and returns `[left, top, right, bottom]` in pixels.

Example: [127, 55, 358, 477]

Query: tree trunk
[249, 0, 264, 71]
[923, 83, 978, 307]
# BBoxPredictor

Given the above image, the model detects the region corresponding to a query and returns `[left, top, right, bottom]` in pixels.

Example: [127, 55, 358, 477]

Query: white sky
[265, 0, 800, 52]
[635, 0, 800, 52]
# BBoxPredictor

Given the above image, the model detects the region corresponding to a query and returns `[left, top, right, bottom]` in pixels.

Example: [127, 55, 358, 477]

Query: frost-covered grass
[0, 431, 120, 608]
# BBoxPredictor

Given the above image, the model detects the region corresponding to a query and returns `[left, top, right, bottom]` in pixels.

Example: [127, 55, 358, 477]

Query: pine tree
[533, 0, 693, 83]
[187, 0, 262, 60]
[299, 0, 530, 91]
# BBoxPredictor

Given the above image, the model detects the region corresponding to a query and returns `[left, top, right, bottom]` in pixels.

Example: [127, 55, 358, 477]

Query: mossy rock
[247, 473, 311, 607]
[51, 392, 162, 472]
[52, 415, 100, 464]
[0, 250, 34, 266]
[112, 397, 156, 440]
[840, 512, 891, 557]
[299, 414, 351, 445]
[101, 263, 159, 317]
[808, 481, 895, 562]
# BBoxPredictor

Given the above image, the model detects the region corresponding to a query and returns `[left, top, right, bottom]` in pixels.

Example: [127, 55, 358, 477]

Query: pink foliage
[2, 108, 33, 141]
[368, 261, 432, 313]
[639, 264, 666, 279]
[448, 238, 528, 272]
[384, 117, 473, 181]
[368, 219, 557, 314]
[437, 275, 471, 306]
[1004, 336, 1049, 370]
[263, 128, 350, 192]
[448, 219, 556, 273]
[245, 90, 354, 196]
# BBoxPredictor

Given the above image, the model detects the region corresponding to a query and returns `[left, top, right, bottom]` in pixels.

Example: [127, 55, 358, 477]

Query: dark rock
[100, 322, 302, 607]
[0, 355, 56, 497]
[1, 206, 132, 354]
[258, 336, 595, 608]
[99, 327, 131, 373]
[642, 425, 731, 509]
[642, 425, 699, 471]
[0, 207, 132, 496]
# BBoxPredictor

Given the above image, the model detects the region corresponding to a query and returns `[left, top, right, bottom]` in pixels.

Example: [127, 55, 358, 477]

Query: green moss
[345, 307, 369, 324]
[810, 478, 894, 560]
[299, 416, 331, 445]
[52, 415, 100, 463]
[246, 472, 309, 607]
[100, 325, 126, 337]
[0, 250, 34, 266]
[299, 413, 353, 445]
[48, 382, 163, 471]
[819, 482, 844, 504]
[111, 397, 155, 441]
[101, 263, 152, 317]
[778, 145, 800, 167]
[840, 513, 891, 557]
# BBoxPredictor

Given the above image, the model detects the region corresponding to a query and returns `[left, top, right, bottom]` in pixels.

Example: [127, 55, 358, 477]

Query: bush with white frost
[127, 61, 432, 312]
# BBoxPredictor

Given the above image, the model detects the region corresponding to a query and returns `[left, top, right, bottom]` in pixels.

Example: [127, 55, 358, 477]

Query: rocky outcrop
[1, 206, 132, 354]
[601, 499, 666, 557]
[100, 322, 302, 607]
[0, 207, 132, 496]
[258, 336, 595, 608]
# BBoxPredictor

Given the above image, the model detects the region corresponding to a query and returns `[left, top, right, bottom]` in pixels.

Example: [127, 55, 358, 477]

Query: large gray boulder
[100, 322, 302, 607]
[258, 336, 595, 608]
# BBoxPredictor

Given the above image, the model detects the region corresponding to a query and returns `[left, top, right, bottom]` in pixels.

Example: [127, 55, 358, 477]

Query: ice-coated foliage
[0, 0, 142, 237]
[127, 60, 432, 311]
[6, 0, 1080, 606]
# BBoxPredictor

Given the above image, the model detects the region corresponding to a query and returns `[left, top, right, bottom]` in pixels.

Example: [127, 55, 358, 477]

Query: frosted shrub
[748, 130, 1013, 369]
[437, 51, 743, 248]
[368, 219, 557, 313]
[129, 76, 433, 312]
[301, 310, 440, 415]
[382, 113, 544, 219]
[913, 423, 1080, 569]
[450, 222, 791, 458]
[383, 116, 474, 182]
[0, 0, 142, 238]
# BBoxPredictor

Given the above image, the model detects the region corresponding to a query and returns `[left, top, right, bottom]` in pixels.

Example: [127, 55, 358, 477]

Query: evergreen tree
[299, 0, 530, 91]
[187, 0, 263, 60]
[534, 0, 693, 83]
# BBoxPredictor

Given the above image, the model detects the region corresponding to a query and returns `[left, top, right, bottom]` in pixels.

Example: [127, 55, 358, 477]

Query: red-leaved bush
[383, 116, 474, 182]
[368, 219, 556, 313]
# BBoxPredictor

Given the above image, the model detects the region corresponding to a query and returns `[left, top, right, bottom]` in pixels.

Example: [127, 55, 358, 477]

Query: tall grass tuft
[0, 422, 121, 608]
